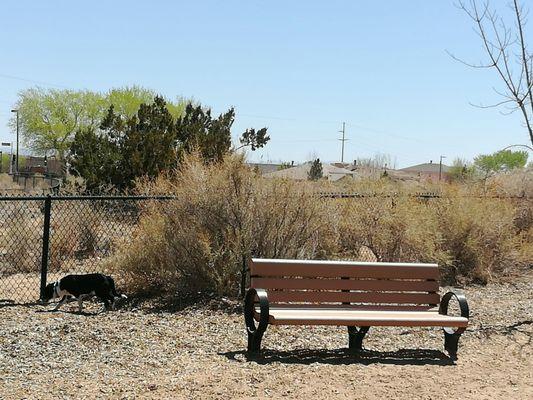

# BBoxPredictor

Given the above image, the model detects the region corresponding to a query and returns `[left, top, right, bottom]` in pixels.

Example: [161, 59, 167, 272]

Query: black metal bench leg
[247, 330, 265, 353]
[439, 291, 469, 361]
[244, 288, 269, 355]
[348, 326, 370, 351]
[444, 329, 462, 360]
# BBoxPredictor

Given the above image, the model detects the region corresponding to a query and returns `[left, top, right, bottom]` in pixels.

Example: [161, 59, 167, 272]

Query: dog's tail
[109, 276, 128, 300]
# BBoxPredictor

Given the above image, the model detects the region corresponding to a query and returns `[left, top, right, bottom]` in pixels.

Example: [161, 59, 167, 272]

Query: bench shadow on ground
[220, 348, 454, 366]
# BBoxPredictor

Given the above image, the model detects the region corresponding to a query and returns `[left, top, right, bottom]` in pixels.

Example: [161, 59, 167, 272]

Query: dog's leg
[97, 296, 111, 313]
[77, 295, 87, 313]
[53, 296, 69, 311]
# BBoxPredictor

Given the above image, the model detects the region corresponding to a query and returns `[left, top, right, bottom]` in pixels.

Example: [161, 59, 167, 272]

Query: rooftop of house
[399, 161, 451, 174]
[264, 162, 356, 181]
[247, 163, 284, 174]
[331, 162, 358, 171]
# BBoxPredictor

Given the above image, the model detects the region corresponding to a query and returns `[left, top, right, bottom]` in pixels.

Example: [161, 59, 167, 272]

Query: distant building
[331, 161, 358, 171]
[22, 156, 65, 177]
[398, 161, 451, 182]
[264, 162, 356, 182]
[247, 163, 284, 175]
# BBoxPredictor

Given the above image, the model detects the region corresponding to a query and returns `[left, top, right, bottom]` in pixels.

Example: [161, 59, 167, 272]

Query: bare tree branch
[469, 99, 516, 109]
[453, 0, 533, 145]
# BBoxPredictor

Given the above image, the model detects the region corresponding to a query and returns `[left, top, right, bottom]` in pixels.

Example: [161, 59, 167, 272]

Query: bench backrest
[249, 258, 440, 311]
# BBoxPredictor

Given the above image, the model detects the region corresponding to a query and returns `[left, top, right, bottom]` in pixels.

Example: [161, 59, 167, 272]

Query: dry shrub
[337, 193, 529, 284]
[436, 197, 530, 284]
[486, 166, 533, 198]
[110, 154, 336, 297]
[110, 157, 531, 298]
[337, 196, 450, 267]
[49, 202, 103, 271]
[0, 204, 42, 274]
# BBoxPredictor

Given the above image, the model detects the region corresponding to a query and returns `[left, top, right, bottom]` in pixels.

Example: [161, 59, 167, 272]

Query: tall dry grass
[0, 174, 20, 191]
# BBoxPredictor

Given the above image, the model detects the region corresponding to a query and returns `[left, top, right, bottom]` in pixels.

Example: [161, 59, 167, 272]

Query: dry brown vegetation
[109, 154, 532, 298]
[109, 155, 336, 297]
[0, 200, 135, 278]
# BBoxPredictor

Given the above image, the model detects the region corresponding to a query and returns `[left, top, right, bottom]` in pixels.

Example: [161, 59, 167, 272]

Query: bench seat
[257, 307, 468, 327]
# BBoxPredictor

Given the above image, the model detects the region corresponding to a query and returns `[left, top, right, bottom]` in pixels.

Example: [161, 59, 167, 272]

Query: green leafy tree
[106, 86, 158, 117]
[308, 158, 323, 181]
[106, 86, 186, 119]
[10, 88, 105, 159]
[10, 86, 186, 160]
[474, 150, 528, 177]
[448, 158, 476, 182]
[278, 161, 293, 170]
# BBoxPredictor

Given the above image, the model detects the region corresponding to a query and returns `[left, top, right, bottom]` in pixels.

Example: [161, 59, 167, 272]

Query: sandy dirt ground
[0, 274, 531, 400]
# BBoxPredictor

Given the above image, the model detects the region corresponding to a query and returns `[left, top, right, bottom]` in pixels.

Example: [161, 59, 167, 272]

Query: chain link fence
[1, 193, 530, 303]
[0, 197, 44, 303]
[0, 196, 169, 303]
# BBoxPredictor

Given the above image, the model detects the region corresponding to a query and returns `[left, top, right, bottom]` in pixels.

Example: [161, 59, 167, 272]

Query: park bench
[244, 258, 469, 359]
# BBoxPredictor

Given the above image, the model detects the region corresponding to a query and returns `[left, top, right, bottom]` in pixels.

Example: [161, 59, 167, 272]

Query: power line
[273, 138, 338, 143]
[233, 110, 456, 149]
[0, 73, 69, 88]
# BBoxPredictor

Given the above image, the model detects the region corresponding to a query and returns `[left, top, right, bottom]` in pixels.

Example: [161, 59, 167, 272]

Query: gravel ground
[0, 274, 532, 400]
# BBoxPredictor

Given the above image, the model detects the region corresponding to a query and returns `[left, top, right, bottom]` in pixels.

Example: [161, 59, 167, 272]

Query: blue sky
[0, 0, 530, 167]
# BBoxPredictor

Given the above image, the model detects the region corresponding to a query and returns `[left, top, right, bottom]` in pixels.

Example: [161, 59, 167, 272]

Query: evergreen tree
[69, 96, 269, 192]
[308, 159, 323, 181]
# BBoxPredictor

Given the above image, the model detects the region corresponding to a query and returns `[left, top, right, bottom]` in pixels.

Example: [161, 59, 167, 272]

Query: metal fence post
[40, 195, 52, 300]
[240, 255, 247, 298]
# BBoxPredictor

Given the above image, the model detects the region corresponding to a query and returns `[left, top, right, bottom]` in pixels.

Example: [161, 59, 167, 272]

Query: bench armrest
[244, 288, 270, 334]
[439, 290, 469, 332]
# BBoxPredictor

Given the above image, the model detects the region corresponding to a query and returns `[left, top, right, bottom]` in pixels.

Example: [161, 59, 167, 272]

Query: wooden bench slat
[263, 309, 468, 327]
[251, 277, 439, 292]
[250, 259, 439, 279]
[266, 291, 440, 305]
[257, 304, 438, 311]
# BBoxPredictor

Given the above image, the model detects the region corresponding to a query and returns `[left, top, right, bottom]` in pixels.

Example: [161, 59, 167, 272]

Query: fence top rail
[0, 195, 176, 201]
[0, 196, 47, 201]
[51, 195, 176, 201]
[0, 193, 529, 201]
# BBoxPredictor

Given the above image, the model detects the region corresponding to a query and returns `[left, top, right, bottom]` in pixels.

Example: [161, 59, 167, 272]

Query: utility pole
[439, 155, 446, 181]
[11, 109, 19, 173]
[338, 122, 347, 163]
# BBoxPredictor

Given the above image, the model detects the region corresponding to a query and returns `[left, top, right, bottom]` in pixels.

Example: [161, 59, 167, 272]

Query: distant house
[247, 163, 284, 175]
[264, 162, 356, 182]
[331, 161, 358, 171]
[398, 161, 451, 182]
[22, 156, 65, 177]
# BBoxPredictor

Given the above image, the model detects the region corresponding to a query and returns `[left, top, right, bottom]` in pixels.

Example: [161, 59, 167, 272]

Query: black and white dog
[42, 273, 127, 313]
